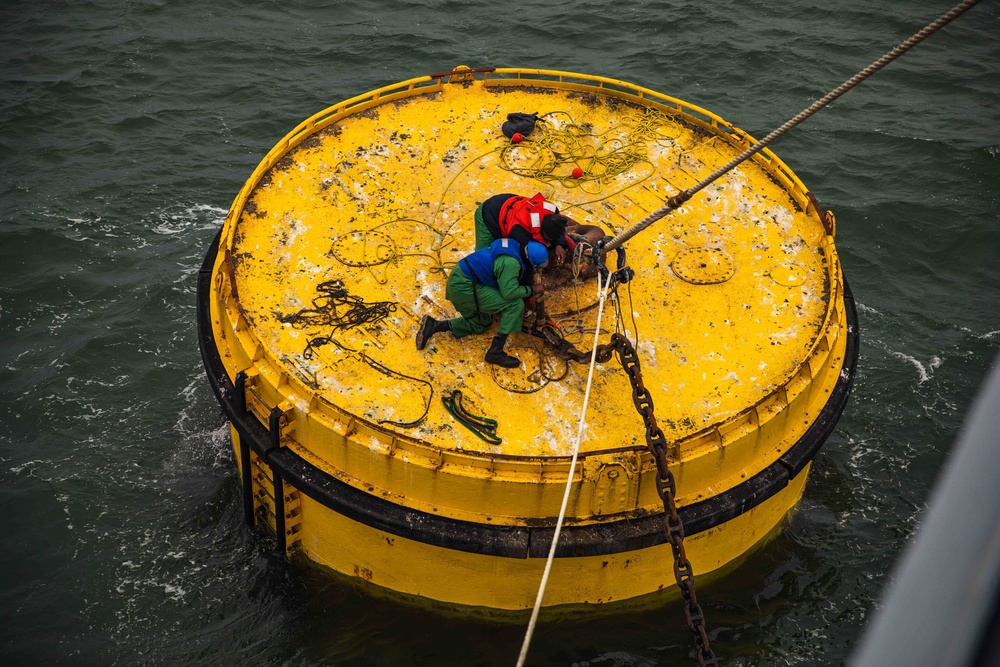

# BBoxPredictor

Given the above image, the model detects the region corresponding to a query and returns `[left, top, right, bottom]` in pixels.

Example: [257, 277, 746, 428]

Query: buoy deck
[225, 72, 836, 462]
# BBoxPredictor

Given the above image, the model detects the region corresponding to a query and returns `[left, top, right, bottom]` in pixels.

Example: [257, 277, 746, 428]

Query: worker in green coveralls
[415, 238, 549, 368]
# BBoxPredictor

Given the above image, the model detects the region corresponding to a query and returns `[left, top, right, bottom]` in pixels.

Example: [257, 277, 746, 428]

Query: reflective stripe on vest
[498, 193, 558, 243]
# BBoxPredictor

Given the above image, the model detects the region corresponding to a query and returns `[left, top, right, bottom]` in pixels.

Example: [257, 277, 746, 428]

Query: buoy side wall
[288, 467, 811, 610]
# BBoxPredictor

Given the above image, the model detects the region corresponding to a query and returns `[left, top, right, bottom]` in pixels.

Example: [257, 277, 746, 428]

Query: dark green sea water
[2, 1, 999, 665]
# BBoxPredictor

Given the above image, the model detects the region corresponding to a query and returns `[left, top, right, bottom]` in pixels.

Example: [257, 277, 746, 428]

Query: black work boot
[416, 315, 449, 350]
[484, 334, 519, 368]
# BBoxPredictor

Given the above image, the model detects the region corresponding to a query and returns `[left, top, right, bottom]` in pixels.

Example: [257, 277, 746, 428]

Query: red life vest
[498, 193, 559, 245]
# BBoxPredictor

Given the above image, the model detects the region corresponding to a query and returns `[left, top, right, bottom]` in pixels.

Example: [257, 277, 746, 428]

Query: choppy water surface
[2, 1, 999, 664]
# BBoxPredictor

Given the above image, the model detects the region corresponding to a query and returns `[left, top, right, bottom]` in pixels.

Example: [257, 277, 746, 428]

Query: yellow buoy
[198, 67, 858, 610]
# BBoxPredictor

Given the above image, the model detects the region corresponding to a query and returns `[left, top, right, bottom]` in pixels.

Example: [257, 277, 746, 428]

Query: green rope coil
[441, 389, 502, 444]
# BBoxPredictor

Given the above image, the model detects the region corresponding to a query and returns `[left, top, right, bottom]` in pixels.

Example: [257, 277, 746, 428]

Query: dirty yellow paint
[208, 68, 850, 607]
[293, 465, 811, 610]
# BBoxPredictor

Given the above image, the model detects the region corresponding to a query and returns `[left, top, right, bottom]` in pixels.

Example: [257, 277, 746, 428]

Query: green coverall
[473, 204, 494, 250]
[445, 254, 531, 338]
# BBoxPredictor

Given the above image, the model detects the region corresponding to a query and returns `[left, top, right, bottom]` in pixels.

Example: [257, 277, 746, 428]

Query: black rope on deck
[278, 279, 396, 335]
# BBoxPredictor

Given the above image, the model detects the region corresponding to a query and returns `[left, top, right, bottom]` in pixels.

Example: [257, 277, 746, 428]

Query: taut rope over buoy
[603, 0, 983, 253]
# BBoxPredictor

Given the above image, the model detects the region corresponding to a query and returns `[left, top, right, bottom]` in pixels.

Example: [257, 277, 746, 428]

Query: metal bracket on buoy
[428, 65, 496, 83]
[591, 238, 634, 291]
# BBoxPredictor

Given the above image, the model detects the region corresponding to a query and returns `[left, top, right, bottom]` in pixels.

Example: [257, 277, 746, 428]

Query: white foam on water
[856, 302, 881, 315]
[972, 328, 999, 340]
[888, 350, 936, 384]
[152, 204, 228, 236]
[10, 459, 45, 475]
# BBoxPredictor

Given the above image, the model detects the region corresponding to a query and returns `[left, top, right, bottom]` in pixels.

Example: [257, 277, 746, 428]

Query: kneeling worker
[475, 192, 576, 266]
[416, 238, 549, 368]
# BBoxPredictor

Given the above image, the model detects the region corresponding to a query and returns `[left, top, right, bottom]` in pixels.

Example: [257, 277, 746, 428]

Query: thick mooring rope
[604, 0, 983, 252]
[516, 272, 616, 667]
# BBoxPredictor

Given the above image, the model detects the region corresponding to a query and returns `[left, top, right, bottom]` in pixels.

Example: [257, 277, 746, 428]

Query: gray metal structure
[851, 356, 1000, 666]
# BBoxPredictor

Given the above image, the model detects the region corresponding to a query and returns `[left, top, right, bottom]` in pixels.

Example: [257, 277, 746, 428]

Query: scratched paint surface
[230, 81, 832, 458]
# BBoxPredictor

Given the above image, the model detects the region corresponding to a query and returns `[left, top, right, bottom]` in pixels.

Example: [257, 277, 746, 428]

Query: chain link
[607, 332, 718, 667]
[534, 322, 615, 364]
[534, 296, 718, 664]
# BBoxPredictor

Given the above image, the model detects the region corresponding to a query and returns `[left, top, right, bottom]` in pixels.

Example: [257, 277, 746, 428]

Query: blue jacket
[458, 238, 525, 288]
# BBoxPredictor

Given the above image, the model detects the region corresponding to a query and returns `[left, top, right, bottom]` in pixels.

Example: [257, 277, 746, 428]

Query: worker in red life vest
[473, 193, 577, 269]
[415, 239, 549, 368]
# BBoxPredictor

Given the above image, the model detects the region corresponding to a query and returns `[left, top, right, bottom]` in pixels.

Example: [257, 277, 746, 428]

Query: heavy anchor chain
[535, 323, 615, 364]
[606, 332, 718, 666]
[532, 237, 717, 664]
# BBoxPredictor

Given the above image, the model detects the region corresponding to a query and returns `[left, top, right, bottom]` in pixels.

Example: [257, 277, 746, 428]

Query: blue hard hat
[526, 241, 549, 268]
